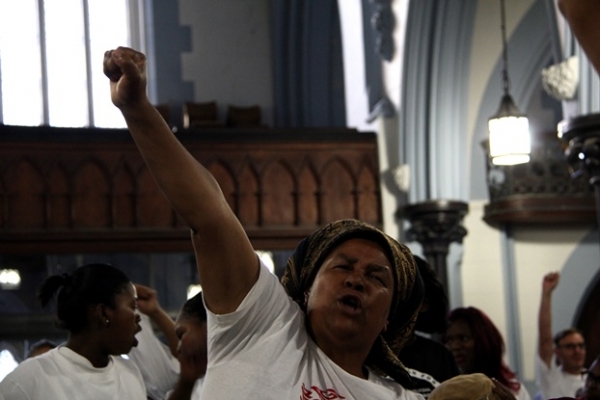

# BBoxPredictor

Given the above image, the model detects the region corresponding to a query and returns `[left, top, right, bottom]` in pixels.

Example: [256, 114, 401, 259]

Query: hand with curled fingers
[134, 283, 161, 317]
[103, 46, 148, 110]
[178, 347, 207, 384]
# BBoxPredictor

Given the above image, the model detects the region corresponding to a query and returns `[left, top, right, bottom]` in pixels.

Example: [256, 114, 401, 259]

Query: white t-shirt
[201, 263, 425, 400]
[0, 346, 146, 400]
[514, 382, 532, 400]
[535, 353, 585, 399]
[129, 314, 180, 400]
[165, 377, 203, 400]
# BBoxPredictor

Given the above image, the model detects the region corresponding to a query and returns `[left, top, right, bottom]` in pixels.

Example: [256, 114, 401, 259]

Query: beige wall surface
[179, 0, 274, 125]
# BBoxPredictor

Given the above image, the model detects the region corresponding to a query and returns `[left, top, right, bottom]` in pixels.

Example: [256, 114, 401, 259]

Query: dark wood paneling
[0, 125, 382, 253]
[482, 133, 596, 225]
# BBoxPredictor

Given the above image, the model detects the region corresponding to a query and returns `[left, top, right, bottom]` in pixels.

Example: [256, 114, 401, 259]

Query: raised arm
[558, 0, 600, 75]
[167, 352, 206, 400]
[538, 272, 560, 367]
[135, 283, 178, 357]
[104, 47, 258, 314]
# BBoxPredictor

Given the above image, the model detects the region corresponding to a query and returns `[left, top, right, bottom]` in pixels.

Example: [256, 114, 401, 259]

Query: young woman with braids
[0, 264, 145, 399]
[444, 307, 531, 400]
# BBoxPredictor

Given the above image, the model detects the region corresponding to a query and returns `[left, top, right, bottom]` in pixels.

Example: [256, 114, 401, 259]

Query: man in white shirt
[536, 272, 586, 399]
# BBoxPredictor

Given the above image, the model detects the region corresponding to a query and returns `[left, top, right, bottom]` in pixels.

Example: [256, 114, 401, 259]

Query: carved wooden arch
[72, 158, 113, 228]
[259, 158, 297, 226]
[0, 125, 382, 252]
[112, 159, 137, 228]
[319, 156, 358, 222]
[5, 157, 46, 229]
[0, 173, 5, 229]
[47, 162, 72, 229]
[235, 158, 260, 227]
[296, 157, 320, 227]
[355, 157, 381, 225]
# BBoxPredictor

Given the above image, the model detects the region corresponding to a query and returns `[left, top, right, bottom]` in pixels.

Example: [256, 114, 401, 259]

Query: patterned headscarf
[429, 373, 499, 400]
[281, 219, 424, 387]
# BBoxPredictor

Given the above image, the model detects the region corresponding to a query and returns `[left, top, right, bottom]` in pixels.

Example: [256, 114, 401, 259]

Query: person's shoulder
[0, 356, 44, 396]
[112, 354, 142, 372]
[111, 355, 147, 390]
[402, 387, 426, 400]
[367, 372, 426, 399]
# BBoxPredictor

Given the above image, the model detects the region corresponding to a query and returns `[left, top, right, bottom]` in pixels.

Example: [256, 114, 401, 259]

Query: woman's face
[174, 314, 208, 376]
[306, 238, 394, 355]
[445, 319, 475, 373]
[104, 283, 142, 355]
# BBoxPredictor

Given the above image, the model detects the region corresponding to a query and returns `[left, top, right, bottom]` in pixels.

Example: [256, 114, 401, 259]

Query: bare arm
[135, 283, 179, 357]
[166, 354, 206, 400]
[558, 0, 600, 75]
[167, 378, 196, 400]
[166, 325, 207, 400]
[104, 48, 258, 314]
[538, 272, 560, 367]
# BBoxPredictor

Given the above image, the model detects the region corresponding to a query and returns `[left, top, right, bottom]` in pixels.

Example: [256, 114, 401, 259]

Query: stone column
[398, 200, 469, 292]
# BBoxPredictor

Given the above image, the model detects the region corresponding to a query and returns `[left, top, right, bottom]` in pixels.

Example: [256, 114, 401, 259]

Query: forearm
[107, 47, 259, 315]
[147, 307, 178, 358]
[538, 292, 554, 363]
[166, 377, 197, 400]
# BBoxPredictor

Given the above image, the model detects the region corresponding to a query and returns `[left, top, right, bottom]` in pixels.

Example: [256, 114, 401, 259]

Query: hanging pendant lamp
[488, 0, 530, 166]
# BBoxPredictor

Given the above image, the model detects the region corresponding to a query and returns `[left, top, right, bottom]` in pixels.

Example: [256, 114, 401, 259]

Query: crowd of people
[1, 0, 600, 399]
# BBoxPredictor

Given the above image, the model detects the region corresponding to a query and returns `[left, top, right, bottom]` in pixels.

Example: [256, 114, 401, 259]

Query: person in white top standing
[127, 285, 207, 400]
[103, 46, 425, 399]
[0, 263, 146, 400]
[536, 272, 586, 399]
[128, 284, 180, 400]
[167, 292, 207, 400]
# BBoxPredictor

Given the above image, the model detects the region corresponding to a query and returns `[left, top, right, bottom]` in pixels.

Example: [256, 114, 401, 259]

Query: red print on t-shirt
[300, 383, 346, 400]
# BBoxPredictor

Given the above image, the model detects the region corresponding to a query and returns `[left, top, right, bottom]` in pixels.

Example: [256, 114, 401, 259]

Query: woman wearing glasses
[444, 307, 531, 400]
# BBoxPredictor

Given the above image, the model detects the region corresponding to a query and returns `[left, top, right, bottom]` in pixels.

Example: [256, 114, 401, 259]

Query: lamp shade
[488, 94, 530, 165]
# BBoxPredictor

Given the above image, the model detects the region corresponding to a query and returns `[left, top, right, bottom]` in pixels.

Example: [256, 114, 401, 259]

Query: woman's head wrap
[429, 373, 499, 400]
[281, 219, 424, 387]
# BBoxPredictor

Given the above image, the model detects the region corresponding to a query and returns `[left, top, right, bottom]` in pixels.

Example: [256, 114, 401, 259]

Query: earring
[105, 319, 110, 327]
[304, 291, 310, 307]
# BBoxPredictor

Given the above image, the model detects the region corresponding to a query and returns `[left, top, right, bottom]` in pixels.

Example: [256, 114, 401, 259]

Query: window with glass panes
[0, 0, 145, 128]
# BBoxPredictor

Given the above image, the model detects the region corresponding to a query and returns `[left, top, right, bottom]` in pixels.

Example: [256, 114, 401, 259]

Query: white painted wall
[466, 0, 533, 188]
[179, 0, 273, 125]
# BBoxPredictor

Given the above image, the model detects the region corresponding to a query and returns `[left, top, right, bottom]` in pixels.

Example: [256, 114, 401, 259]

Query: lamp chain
[500, 0, 510, 95]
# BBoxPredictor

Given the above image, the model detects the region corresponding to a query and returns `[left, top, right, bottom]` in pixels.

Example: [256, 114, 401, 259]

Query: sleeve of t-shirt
[536, 352, 558, 393]
[205, 261, 301, 367]
[404, 389, 426, 400]
[0, 367, 33, 399]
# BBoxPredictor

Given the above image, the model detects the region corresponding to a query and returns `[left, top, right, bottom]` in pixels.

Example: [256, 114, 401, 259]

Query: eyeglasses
[444, 335, 473, 346]
[558, 343, 586, 351]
